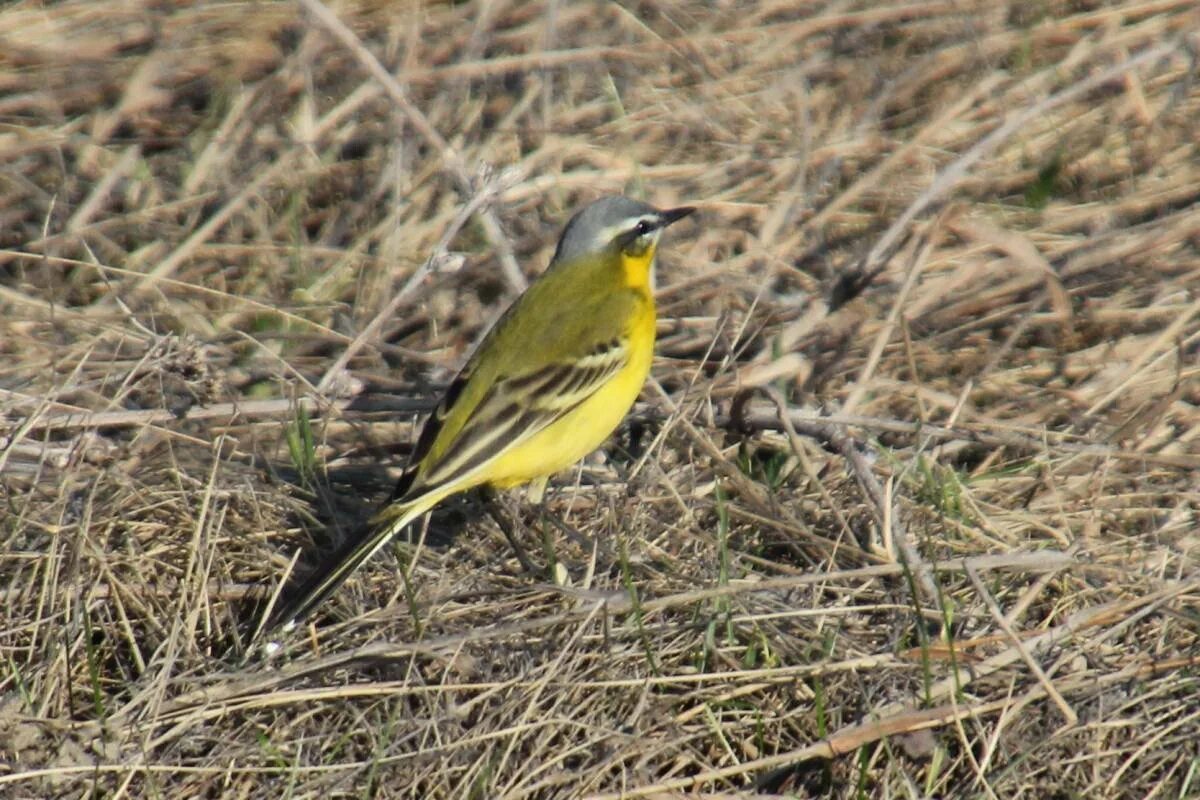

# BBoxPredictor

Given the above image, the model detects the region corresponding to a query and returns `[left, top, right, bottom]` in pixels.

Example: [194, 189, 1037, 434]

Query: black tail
[266, 498, 428, 631]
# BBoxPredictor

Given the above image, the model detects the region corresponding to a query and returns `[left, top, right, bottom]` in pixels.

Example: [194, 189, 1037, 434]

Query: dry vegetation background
[1, 0, 1199, 797]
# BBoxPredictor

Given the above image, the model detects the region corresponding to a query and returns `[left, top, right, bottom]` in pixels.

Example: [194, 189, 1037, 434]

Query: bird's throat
[620, 248, 657, 291]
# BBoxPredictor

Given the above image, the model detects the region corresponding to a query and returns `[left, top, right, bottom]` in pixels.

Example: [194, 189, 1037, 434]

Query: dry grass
[2, 0, 1199, 797]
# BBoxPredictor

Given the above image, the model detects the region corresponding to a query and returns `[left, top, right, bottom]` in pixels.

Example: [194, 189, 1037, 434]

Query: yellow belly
[488, 319, 654, 489]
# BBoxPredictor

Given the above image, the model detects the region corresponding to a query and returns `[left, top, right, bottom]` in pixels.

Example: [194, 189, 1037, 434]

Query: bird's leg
[481, 485, 537, 573]
[538, 505, 596, 554]
[526, 475, 547, 507]
[528, 476, 563, 582]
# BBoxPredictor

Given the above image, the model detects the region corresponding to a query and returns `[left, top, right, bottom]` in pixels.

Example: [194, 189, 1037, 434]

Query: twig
[965, 561, 1078, 726]
[1, 394, 430, 438]
[297, 0, 526, 293]
[766, 388, 942, 604]
[725, 405, 1200, 470]
[313, 178, 508, 394]
[856, 37, 1181, 277]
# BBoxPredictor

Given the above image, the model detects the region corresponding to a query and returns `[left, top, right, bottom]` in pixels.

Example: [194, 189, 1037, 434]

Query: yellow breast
[490, 287, 656, 488]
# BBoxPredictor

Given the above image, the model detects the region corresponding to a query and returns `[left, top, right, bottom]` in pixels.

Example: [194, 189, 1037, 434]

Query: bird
[269, 195, 695, 631]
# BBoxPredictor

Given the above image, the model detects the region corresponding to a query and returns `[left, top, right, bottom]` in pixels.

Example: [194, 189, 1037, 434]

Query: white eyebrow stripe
[590, 214, 661, 249]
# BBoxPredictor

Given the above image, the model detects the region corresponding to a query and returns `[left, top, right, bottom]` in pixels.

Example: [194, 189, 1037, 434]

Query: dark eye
[634, 220, 653, 236]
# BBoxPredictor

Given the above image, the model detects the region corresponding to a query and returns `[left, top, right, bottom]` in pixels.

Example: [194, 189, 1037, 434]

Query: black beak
[658, 206, 696, 228]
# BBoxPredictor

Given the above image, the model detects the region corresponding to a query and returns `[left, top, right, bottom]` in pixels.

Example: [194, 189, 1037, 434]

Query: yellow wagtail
[273, 195, 694, 629]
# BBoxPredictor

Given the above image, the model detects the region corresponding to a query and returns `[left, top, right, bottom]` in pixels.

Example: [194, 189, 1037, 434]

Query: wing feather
[409, 337, 629, 494]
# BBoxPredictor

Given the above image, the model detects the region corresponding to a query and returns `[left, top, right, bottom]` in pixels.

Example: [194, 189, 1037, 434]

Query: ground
[1, 1, 1198, 797]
